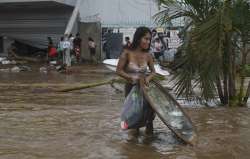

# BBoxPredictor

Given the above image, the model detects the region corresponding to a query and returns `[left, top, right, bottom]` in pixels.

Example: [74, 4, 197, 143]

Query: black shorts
[90, 48, 96, 55]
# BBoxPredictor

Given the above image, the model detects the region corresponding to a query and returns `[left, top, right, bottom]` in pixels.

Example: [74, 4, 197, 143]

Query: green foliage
[155, 0, 250, 104]
[241, 64, 250, 77]
[154, 74, 167, 81]
[232, 0, 250, 43]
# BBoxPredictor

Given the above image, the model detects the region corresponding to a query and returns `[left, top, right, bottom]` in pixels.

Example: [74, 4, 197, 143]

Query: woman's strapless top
[126, 62, 147, 81]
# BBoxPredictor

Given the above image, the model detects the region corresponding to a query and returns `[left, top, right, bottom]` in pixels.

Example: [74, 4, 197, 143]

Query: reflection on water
[0, 64, 250, 159]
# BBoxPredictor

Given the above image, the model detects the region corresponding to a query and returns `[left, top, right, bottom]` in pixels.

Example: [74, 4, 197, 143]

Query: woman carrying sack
[116, 27, 156, 138]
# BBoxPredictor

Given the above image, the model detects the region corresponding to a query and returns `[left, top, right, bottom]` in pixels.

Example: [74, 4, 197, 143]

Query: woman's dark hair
[88, 37, 94, 41]
[125, 36, 130, 41]
[130, 26, 151, 52]
[47, 37, 53, 44]
[152, 29, 157, 33]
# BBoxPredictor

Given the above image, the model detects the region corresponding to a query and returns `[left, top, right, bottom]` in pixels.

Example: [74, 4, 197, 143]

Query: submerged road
[0, 64, 249, 159]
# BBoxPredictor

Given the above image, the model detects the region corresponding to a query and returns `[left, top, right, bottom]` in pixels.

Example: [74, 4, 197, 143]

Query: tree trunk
[228, 37, 236, 100]
[222, 34, 230, 105]
[238, 42, 248, 105]
[243, 81, 250, 106]
[216, 77, 225, 104]
[242, 45, 250, 106]
[223, 72, 229, 105]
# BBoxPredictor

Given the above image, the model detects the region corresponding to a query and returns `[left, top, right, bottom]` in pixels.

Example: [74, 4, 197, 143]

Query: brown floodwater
[0, 64, 250, 159]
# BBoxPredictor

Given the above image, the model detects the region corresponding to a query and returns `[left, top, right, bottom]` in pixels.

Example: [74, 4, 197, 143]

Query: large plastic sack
[120, 85, 146, 130]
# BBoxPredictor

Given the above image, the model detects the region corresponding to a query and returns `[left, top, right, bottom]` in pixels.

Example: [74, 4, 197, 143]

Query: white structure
[79, 0, 158, 27]
[55, 0, 159, 27]
[0, 0, 184, 56]
[76, 0, 184, 28]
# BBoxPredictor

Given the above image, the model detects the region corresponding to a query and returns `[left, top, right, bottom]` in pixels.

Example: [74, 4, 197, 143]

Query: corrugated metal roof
[0, 1, 74, 48]
[0, 1, 74, 10]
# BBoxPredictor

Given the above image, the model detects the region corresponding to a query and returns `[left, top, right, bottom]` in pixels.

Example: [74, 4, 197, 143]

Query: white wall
[0, 0, 184, 27]
[78, 0, 159, 27]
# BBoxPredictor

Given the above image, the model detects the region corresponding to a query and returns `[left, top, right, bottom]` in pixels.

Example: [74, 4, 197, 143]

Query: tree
[155, 0, 250, 106]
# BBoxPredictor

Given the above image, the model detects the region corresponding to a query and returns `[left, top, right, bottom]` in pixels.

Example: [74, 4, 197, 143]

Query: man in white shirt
[63, 34, 71, 68]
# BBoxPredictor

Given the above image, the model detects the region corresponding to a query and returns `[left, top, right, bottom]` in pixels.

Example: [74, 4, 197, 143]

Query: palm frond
[172, 5, 232, 100]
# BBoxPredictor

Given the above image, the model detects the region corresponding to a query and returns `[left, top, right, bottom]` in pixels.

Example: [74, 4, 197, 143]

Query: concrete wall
[0, 37, 3, 55]
[0, 36, 13, 56]
[79, 22, 102, 61]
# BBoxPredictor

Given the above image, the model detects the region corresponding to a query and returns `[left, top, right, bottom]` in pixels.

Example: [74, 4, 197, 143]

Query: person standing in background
[47, 37, 53, 62]
[153, 38, 163, 62]
[151, 29, 158, 46]
[123, 36, 131, 50]
[73, 33, 82, 63]
[63, 34, 71, 72]
[88, 37, 97, 64]
[57, 37, 64, 63]
[69, 34, 74, 51]
[103, 41, 110, 59]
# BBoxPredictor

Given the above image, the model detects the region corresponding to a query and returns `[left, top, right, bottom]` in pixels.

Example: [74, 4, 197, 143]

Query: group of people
[47, 34, 97, 71]
[151, 29, 164, 62]
[47, 33, 82, 68]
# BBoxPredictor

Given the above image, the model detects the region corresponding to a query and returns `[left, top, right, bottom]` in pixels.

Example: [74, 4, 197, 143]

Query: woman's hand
[144, 76, 150, 86]
[128, 76, 139, 84]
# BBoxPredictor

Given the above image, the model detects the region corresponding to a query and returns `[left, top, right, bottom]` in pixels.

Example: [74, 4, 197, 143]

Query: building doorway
[0, 37, 3, 54]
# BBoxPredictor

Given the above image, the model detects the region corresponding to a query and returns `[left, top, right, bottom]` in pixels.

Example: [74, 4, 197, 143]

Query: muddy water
[0, 64, 250, 159]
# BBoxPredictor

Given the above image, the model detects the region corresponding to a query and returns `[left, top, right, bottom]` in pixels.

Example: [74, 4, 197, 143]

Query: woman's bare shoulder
[123, 49, 133, 57]
[120, 49, 131, 59]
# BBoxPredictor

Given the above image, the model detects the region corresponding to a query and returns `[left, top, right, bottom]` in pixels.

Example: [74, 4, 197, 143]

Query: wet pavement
[0, 64, 250, 159]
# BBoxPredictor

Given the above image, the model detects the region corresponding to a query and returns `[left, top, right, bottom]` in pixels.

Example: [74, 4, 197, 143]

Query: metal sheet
[0, 1, 74, 48]
[141, 80, 197, 145]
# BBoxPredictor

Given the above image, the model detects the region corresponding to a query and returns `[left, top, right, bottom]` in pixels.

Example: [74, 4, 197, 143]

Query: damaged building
[0, 0, 167, 61]
[0, 0, 78, 58]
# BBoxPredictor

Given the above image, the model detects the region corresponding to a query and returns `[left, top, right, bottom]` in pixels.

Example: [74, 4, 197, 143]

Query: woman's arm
[145, 54, 156, 85]
[116, 51, 133, 82]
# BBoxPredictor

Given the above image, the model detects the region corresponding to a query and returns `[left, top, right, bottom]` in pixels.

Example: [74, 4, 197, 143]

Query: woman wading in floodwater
[116, 27, 156, 137]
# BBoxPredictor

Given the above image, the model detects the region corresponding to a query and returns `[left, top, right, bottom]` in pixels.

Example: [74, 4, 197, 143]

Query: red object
[75, 47, 80, 56]
[121, 121, 129, 130]
[74, 46, 81, 62]
[49, 47, 57, 57]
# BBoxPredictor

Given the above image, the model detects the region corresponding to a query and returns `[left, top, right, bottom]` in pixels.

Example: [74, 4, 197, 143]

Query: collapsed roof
[0, 1, 75, 48]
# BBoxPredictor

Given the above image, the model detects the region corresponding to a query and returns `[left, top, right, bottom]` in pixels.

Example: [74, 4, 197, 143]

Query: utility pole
[64, 0, 82, 35]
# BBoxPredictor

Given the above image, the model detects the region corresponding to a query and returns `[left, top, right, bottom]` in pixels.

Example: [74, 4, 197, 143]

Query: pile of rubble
[0, 57, 16, 65]
[0, 57, 31, 73]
